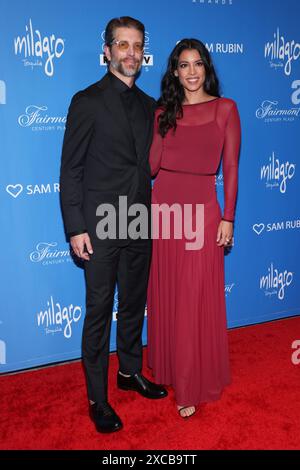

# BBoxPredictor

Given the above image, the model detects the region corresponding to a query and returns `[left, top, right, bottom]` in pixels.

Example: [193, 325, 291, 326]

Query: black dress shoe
[90, 402, 123, 433]
[117, 372, 168, 399]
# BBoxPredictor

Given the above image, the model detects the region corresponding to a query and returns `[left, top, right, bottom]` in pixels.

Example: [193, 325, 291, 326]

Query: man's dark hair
[104, 16, 145, 47]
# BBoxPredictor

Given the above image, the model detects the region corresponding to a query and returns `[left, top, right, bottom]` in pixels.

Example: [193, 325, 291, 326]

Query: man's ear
[104, 45, 111, 62]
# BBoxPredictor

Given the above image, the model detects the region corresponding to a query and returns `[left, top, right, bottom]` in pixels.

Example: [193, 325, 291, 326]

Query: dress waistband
[160, 167, 216, 176]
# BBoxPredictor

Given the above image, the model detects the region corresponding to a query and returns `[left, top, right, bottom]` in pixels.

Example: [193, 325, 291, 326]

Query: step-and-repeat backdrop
[1, 0, 299, 372]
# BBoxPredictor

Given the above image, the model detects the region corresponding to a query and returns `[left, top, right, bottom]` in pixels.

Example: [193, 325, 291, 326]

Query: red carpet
[1, 316, 300, 450]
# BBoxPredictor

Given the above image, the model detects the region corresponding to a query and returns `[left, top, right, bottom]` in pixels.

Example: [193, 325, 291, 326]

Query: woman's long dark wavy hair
[158, 38, 221, 137]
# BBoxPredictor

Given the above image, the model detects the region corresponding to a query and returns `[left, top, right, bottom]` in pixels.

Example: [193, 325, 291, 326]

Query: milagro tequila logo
[264, 28, 300, 76]
[14, 19, 65, 77]
[99, 30, 153, 68]
[30, 242, 71, 266]
[260, 263, 293, 300]
[256, 100, 300, 122]
[37, 296, 82, 338]
[18, 105, 66, 131]
[260, 152, 296, 193]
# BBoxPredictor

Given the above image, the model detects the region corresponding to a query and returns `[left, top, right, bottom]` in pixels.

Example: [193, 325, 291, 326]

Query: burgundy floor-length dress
[147, 98, 241, 406]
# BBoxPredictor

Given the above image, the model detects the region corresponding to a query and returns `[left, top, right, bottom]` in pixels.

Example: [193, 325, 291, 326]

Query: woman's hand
[216, 220, 234, 247]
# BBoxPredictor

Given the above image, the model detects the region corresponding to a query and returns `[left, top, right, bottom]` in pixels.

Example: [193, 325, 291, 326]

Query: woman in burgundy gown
[147, 39, 241, 418]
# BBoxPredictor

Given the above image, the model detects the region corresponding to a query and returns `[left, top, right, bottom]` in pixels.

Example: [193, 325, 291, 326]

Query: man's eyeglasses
[110, 40, 144, 53]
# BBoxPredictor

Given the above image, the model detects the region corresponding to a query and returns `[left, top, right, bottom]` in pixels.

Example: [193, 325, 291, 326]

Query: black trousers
[82, 238, 151, 403]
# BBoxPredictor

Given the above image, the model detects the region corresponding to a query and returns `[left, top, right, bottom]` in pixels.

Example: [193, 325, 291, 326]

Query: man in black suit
[60, 16, 167, 433]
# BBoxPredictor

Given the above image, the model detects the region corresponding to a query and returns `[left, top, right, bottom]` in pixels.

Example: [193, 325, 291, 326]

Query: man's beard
[110, 58, 142, 77]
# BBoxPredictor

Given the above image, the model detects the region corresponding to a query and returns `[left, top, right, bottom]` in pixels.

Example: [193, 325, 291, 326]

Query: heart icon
[253, 223, 265, 235]
[6, 184, 23, 198]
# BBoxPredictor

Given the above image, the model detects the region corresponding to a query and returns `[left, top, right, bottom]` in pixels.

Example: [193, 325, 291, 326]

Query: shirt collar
[108, 71, 137, 94]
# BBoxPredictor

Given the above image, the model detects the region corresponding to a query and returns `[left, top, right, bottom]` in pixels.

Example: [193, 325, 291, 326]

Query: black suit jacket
[60, 73, 156, 244]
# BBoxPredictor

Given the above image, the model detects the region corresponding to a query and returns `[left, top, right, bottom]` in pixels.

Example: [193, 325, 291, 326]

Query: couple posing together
[60, 16, 241, 433]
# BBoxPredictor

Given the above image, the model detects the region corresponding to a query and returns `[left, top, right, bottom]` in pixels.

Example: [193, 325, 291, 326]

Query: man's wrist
[68, 229, 87, 238]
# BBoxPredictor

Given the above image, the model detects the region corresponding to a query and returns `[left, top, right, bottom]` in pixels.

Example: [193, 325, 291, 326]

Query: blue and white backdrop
[1, 0, 299, 372]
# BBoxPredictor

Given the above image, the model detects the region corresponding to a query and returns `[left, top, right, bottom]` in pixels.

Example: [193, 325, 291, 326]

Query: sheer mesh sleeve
[149, 110, 164, 177]
[222, 102, 241, 222]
